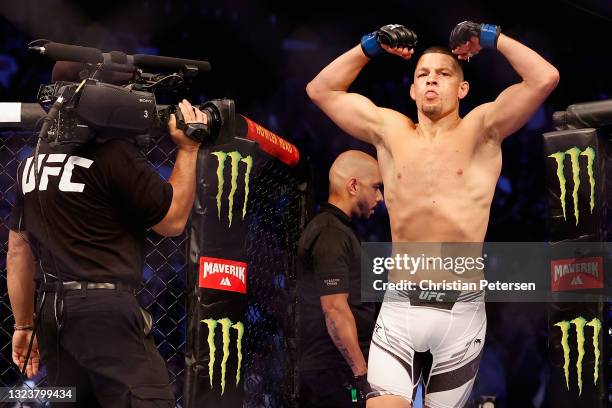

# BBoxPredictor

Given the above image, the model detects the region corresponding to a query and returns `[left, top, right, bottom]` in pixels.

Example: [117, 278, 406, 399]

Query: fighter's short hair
[418, 46, 464, 80]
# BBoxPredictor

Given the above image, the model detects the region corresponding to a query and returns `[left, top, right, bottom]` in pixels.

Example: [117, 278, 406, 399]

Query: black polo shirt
[297, 203, 376, 372]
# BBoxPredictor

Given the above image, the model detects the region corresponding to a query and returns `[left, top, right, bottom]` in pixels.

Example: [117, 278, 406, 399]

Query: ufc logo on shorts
[22, 154, 93, 194]
[419, 290, 445, 301]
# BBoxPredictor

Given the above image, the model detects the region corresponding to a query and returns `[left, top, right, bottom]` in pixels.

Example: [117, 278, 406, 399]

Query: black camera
[38, 79, 158, 147]
[33, 40, 221, 149]
[37, 78, 239, 149]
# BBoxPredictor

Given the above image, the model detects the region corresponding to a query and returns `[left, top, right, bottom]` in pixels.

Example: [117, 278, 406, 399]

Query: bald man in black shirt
[298, 150, 384, 408]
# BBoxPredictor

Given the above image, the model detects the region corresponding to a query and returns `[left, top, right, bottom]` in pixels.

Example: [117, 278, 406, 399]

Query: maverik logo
[548, 146, 595, 225]
[550, 257, 603, 291]
[201, 318, 244, 395]
[22, 154, 93, 193]
[554, 317, 601, 396]
[199, 257, 247, 294]
[211, 151, 253, 227]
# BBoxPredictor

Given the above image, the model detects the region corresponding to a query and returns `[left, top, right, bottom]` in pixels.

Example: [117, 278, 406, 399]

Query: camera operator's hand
[154, 99, 203, 237]
[168, 99, 205, 152]
[12, 330, 39, 379]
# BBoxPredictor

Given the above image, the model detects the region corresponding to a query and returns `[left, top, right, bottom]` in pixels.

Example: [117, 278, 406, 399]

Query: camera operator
[7, 70, 205, 406]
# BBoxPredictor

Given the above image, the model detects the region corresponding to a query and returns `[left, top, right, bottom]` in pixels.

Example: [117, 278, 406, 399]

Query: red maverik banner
[199, 256, 248, 294]
[550, 256, 603, 291]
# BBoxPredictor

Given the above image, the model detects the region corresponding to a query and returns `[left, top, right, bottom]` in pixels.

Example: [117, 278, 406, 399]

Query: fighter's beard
[421, 102, 443, 118]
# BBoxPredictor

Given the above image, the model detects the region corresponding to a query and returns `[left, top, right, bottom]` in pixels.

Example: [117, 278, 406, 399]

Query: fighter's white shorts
[367, 290, 486, 408]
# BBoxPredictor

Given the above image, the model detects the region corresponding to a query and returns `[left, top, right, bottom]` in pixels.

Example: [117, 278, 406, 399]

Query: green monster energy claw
[218, 317, 233, 395]
[227, 153, 242, 227]
[211, 151, 253, 227]
[202, 319, 218, 389]
[555, 317, 601, 395]
[232, 322, 244, 385]
[581, 147, 596, 214]
[202, 317, 245, 395]
[554, 320, 571, 390]
[548, 147, 596, 225]
[211, 152, 227, 221]
[565, 147, 582, 226]
[240, 157, 253, 220]
[548, 152, 567, 221]
[586, 318, 601, 385]
[571, 316, 587, 396]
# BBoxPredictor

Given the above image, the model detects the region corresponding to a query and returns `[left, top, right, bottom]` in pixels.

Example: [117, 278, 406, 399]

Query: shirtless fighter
[307, 22, 559, 408]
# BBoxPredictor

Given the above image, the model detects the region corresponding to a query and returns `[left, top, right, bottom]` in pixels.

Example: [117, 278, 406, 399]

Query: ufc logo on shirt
[22, 154, 93, 194]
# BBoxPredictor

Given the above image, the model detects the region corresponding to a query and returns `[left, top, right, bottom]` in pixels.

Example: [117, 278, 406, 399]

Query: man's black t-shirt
[297, 203, 376, 371]
[9, 139, 172, 286]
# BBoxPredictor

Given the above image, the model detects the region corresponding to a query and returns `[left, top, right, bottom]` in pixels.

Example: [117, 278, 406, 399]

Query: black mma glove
[449, 21, 501, 50]
[361, 24, 418, 58]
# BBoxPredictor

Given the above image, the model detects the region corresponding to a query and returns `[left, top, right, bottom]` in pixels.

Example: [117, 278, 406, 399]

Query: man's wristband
[360, 32, 384, 58]
[480, 24, 501, 49]
[14, 324, 34, 331]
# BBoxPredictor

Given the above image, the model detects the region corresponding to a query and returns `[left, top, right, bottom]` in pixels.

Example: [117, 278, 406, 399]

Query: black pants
[37, 288, 174, 407]
[299, 368, 356, 408]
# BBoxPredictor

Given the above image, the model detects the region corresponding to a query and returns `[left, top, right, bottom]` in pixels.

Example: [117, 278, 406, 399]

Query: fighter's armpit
[378, 107, 415, 149]
[462, 102, 500, 142]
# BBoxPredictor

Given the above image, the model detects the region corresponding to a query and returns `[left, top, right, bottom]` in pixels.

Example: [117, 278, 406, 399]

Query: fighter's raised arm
[450, 21, 560, 141]
[306, 25, 417, 147]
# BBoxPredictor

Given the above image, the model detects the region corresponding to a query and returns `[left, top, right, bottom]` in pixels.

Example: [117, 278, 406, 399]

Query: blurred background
[0, 0, 610, 407]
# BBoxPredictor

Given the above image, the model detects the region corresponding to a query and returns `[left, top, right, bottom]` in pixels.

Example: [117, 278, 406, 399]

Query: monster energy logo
[211, 151, 253, 227]
[554, 317, 601, 396]
[202, 317, 244, 395]
[548, 146, 595, 225]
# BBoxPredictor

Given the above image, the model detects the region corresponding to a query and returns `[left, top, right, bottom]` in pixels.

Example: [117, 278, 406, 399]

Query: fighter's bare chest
[381, 133, 478, 190]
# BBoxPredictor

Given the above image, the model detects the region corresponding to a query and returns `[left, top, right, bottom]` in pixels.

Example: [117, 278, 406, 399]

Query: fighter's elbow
[306, 80, 321, 102]
[539, 67, 560, 93]
[306, 79, 333, 105]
